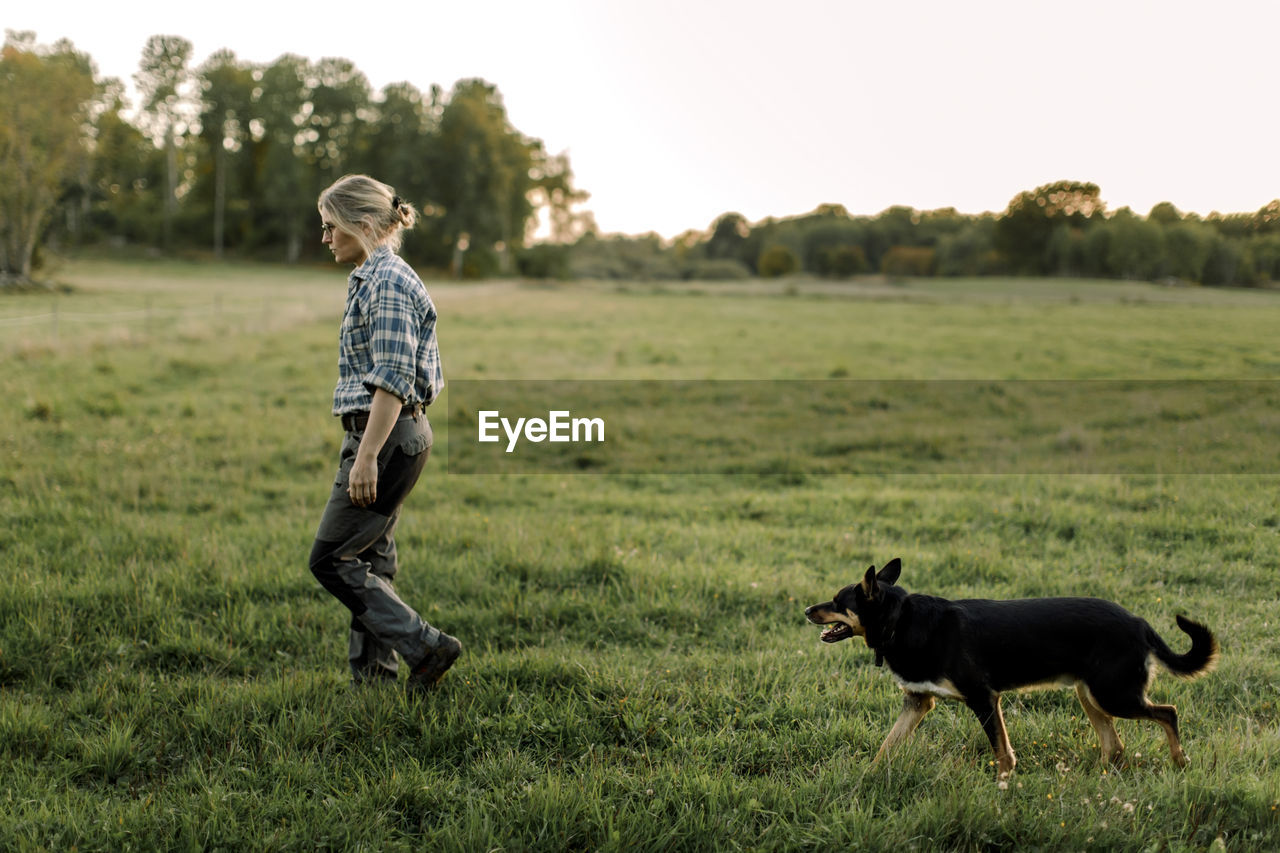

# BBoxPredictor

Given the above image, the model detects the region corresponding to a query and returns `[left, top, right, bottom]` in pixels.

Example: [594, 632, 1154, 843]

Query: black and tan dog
[805, 558, 1218, 780]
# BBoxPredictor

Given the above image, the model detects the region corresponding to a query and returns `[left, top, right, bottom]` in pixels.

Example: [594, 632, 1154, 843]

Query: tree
[424, 79, 543, 276]
[1106, 208, 1166, 280]
[1148, 201, 1183, 225]
[134, 35, 193, 250]
[1201, 234, 1244, 286]
[916, 207, 969, 246]
[1080, 223, 1113, 278]
[302, 57, 371, 187]
[995, 181, 1105, 274]
[527, 151, 592, 245]
[705, 212, 750, 261]
[1162, 220, 1214, 282]
[356, 81, 435, 207]
[1252, 200, 1280, 235]
[253, 55, 313, 261]
[802, 219, 868, 277]
[1045, 223, 1088, 276]
[0, 31, 97, 284]
[863, 206, 919, 269]
[936, 218, 1000, 276]
[197, 50, 256, 257]
[86, 78, 166, 243]
[1248, 235, 1280, 284]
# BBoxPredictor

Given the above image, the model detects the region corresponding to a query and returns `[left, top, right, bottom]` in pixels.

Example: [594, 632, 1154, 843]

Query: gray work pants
[309, 414, 440, 683]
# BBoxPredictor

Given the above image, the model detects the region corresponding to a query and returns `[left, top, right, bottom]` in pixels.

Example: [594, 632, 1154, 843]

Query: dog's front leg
[874, 691, 936, 762]
[966, 690, 1017, 780]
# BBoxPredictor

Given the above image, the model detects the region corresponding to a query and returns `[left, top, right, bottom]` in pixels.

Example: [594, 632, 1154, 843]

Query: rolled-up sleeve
[362, 274, 419, 403]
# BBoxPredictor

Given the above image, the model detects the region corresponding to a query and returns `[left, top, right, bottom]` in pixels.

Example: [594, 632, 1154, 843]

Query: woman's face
[321, 215, 367, 266]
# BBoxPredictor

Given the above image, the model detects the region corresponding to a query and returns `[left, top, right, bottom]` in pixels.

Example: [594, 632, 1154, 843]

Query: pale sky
[10, 0, 1279, 238]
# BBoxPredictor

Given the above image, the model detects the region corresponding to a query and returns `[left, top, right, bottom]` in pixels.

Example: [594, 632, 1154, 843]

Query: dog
[804, 558, 1218, 780]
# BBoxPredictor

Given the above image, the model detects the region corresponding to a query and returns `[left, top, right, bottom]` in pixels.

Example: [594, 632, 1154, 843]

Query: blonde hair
[318, 174, 418, 256]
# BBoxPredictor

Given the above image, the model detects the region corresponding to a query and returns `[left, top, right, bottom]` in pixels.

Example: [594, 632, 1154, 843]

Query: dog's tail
[1150, 615, 1219, 678]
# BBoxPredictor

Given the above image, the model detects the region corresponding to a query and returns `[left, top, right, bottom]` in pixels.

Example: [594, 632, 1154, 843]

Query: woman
[309, 173, 460, 693]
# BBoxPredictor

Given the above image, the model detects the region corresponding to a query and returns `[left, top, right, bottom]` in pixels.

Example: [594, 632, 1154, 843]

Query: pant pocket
[335, 434, 360, 487]
[395, 417, 433, 457]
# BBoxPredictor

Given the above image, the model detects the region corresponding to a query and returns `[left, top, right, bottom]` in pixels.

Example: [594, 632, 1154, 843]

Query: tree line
[565, 186, 1280, 287]
[2, 31, 1277, 287]
[2, 31, 588, 283]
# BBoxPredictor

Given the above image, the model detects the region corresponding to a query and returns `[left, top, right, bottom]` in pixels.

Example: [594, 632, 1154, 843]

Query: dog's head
[804, 558, 903, 644]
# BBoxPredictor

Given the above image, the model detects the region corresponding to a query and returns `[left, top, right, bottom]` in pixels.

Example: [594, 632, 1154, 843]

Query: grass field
[2, 260, 1279, 850]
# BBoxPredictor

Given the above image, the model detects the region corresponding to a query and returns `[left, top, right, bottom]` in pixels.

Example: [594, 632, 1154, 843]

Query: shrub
[880, 246, 936, 278]
[567, 234, 682, 280]
[682, 259, 753, 281]
[817, 244, 868, 278]
[757, 244, 799, 278]
[802, 221, 867, 273]
[517, 244, 571, 280]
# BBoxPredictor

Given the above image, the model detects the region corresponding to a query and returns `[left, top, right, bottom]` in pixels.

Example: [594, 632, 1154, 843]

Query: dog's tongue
[820, 625, 849, 643]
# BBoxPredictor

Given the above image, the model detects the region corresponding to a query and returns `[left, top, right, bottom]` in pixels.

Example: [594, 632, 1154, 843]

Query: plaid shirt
[332, 247, 444, 415]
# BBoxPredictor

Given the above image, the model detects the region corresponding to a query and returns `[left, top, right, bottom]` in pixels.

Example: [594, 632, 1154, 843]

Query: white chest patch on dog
[894, 677, 964, 700]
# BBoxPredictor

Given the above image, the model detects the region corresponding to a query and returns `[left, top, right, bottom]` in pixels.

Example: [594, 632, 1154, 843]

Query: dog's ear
[860, 564, 879, 600]
[877, 558, 902, 585]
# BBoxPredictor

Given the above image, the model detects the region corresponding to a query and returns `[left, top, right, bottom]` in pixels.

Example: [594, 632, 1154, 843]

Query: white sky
[10, 0, 1279, 238]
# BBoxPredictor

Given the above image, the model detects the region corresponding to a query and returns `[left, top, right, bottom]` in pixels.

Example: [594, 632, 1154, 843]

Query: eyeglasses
[321, 223, 337, 236]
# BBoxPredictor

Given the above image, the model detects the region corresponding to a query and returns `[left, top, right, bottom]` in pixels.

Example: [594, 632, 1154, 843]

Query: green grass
[2, 260, 1279, 850]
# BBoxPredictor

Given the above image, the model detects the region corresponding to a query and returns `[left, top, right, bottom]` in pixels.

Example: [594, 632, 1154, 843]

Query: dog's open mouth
[820, 624, 854, 643]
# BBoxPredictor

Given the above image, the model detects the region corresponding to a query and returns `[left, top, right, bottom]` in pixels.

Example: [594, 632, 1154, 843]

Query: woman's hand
[348, 453, 380, 507]
[347, 388, 402, 507]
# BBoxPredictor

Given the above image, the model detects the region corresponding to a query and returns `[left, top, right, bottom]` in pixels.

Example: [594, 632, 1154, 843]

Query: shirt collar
[350, 245, 394, 283]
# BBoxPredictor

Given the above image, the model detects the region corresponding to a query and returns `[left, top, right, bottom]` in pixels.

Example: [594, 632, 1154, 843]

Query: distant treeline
[556, 188, 1280, 287]
[3, 32, 1277, 287]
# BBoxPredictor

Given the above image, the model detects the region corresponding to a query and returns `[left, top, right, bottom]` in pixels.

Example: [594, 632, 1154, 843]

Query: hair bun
[393, 198, 417, 230]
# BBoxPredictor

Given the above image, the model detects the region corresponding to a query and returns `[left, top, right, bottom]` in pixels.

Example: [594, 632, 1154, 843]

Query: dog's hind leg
[965, 690, 1016, 780]
[1089, 684, 1187, 768]
[1152, 703, 1186, 766]
[1075, 683, 1125, 764]
[1146, 702, 1186, 767]
[874, 692, 936, 762]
